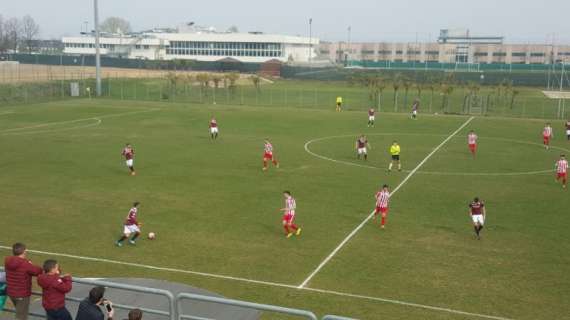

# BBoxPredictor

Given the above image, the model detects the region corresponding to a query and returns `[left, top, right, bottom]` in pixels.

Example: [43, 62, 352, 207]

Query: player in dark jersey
[116, 202, 141, 247]
[565, 120, 570, 140]
[468, 197, 486, 240]
[355, 135, 371, 160]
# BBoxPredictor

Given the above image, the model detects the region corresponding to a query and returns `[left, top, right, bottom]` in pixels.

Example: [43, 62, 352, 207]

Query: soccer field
[1, 99, 569, 320]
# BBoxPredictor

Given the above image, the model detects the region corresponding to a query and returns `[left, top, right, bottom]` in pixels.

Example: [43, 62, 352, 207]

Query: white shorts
[210, 127, 219, 134]
[369, 116, 375, 121]
[126, 159, 134, 167]
[357, 147, 367, 155]
[412, 110, 417, 115]
[123, 224, 140, 235]
[566, 129, 570, 136]
[471, 214, 485, 225]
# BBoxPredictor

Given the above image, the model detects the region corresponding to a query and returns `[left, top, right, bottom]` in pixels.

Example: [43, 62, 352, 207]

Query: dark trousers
[46, 307, 73, 320]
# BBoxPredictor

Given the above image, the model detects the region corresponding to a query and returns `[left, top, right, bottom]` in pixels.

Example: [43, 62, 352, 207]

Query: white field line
[0, 108, 159, 134]
[303, 287, 514, 320]
[0, 245, 514, 320]
[0, 111, 15, 116]
[0, 245, 297, 290]
[2, 118, 102, 136]
[305, 132, 568, 177]
[298, 116, 475, 289]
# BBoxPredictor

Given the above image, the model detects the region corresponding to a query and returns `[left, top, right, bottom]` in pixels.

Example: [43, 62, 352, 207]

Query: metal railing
[1, 267, 355, 320]
[177, 292, 318, 320]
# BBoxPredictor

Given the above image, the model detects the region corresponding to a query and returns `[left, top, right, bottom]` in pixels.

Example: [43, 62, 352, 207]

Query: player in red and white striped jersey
[555, 154, 568, 189]
[373, 184, 391, 228]
[467, 130, 478, 157]
[116, 202, 141, 247]
[543, 123, 553, 149]
[121, 143, 136, 176]
[262, 139, 279, 171]
[280, 191, 301, 238]
[209, 117, 219, 140]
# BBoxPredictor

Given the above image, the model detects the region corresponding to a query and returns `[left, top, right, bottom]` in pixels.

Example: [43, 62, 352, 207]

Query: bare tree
[100, 17, 131, 34]
[4, 17, 21, 52]
[21, 15, 40, 53]
[227, 25, 239, 33]
[0, 15, 6, 53]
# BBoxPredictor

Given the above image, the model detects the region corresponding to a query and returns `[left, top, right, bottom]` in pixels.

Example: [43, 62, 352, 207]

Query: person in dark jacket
[4, 243, 42, 320]
[37, 260, 72, 320]
[75, 286, 114, 320]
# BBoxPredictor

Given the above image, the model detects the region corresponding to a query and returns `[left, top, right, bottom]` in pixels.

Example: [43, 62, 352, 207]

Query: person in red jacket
[4, 242, 42, 320]
[37, 260, 72, 320]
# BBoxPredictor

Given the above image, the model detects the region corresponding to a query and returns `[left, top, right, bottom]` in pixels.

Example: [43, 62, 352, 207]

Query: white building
[62, 31, 319, 63]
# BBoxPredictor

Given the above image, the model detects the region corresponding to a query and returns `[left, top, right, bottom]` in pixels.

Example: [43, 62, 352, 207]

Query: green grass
[0, 99, 569, 319]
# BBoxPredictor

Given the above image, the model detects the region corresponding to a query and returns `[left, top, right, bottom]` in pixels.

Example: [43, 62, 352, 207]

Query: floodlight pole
[558, 62, 565, 118]
[94, 0, 102, 96]
[309, 18, 312, 69]
[347, 26, 351, 67]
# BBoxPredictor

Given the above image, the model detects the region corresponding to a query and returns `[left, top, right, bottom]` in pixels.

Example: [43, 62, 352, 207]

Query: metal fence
[0, 268, 355, 320]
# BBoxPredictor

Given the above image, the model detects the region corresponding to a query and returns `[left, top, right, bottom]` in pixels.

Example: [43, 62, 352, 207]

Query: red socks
[381, 216, 386, 226]
[283, 225, 290, 234]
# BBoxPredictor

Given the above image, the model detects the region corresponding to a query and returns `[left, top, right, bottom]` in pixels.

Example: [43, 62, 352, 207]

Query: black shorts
[336, 102, 342, 107]
[391, 155, 400, 161]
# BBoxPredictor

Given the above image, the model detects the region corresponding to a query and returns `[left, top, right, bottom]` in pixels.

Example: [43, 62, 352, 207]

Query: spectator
[1, 271, 7, 312]
[37, 260, 72, 320]
[4, 242, 42, 320]
[127, 309, 142, 320]
[75, 286, 114, 320]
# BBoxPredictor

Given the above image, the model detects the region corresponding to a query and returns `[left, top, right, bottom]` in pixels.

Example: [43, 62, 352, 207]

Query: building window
[530, 52, 545, 57]
[425, 50, 439, 55]
[492, 52, 506, 56]
[474, 52, 488, 57]
[395, 50, 403, 54]
[512, 52, 526, 57]
[361, 50, 375, 54]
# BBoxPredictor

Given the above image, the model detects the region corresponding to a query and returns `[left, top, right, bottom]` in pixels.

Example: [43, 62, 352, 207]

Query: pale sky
[2, 0, 570, 43]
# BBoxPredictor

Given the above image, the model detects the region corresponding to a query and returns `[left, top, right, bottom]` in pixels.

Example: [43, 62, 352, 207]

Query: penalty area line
[298, 116, 475, 289]
[0, 244, 514, 320]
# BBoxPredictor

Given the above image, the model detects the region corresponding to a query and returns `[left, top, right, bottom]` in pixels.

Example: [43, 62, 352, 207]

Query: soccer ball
[148, 232, 156, 240]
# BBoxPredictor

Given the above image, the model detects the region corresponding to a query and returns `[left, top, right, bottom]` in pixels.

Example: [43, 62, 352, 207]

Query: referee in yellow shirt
[388, 141, 401, 172]
[336, 96, 343, 112]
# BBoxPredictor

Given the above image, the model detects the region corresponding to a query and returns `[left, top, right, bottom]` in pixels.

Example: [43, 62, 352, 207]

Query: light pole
[94, 0, 102, 96]
[309, 18, 312, 69]
[347, 26, 351, 66]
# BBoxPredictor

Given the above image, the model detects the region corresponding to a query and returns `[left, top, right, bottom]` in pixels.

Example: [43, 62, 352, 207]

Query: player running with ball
[373, 184, 391, 229]
[355, 135, 371, 160]
[116, 202, 142, 247]
[468, 197, 486, 240]
[280, 191, 301, 238]
[555, 154, 568, 189]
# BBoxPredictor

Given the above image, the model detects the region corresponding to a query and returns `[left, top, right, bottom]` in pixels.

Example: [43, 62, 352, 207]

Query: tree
[251, 75, 261, 92]
[21, 15, 39, 53]
[4, 17, 21, 52]
[392, 73, 403, 111]
[227, 25, 239, 33]
[196, 73, 211, 95]
[0, 15, 7, 53]
[100, 17, 131, 34]
[225, 72, 240, 98]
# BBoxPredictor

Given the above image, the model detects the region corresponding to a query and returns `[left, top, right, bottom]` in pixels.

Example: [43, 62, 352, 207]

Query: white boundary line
[0, 111, 15, 116]
[0, 245, 514, 320]
[304, 132, 569, 176]
[0, 108, 159, 134]
[2, 118, 102, 136]
[298, 117, 475, 289]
